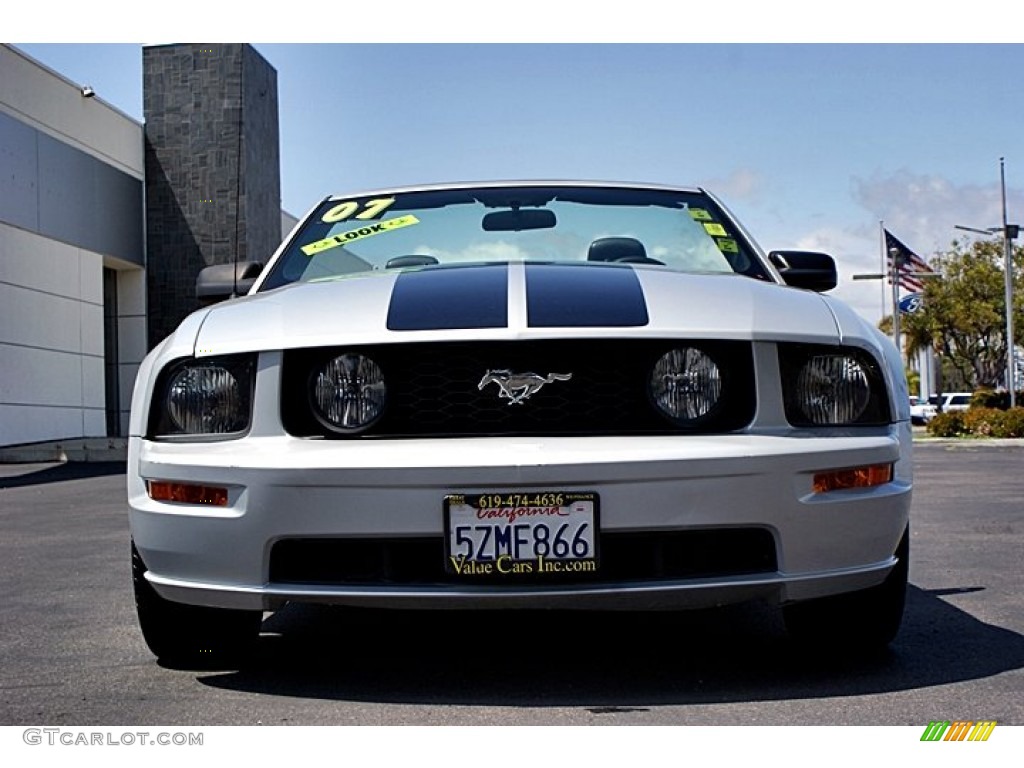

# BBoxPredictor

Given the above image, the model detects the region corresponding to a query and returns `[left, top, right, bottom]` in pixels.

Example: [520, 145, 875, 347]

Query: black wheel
[783, 526, 908, 650]
[132, 540, 262, 667]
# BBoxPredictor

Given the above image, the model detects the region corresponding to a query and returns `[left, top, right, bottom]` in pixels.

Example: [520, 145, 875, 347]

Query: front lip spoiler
[145, 557, 897, 612]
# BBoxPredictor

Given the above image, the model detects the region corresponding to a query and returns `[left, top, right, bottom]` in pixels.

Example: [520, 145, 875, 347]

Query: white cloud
[753, 170, 1024, 325]
[851, 169, 1022, 256]
[703, 168, 763, 201]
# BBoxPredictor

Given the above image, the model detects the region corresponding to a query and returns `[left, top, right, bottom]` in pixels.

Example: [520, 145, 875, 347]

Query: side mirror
[196, 262, 264, 305]
[769, 250, 837, 292]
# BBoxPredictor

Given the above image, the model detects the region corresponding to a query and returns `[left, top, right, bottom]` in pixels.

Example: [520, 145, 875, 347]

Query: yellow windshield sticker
[301, 214, 420, 257]
[688, 208, 713, 221]
[716, 238, 739, 253]
[321, 197, 396, 223]
[703, 222, 728, 237]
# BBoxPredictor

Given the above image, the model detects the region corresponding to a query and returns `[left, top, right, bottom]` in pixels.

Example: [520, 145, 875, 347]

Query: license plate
[444, 491, 599, 577]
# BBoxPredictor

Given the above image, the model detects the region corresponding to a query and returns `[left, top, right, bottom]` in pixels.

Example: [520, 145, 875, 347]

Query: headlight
[311, 353, 387, 433]
[650, 347, 722, 424]
[780, 345, 890, 426]
[150, 355, 255, 437]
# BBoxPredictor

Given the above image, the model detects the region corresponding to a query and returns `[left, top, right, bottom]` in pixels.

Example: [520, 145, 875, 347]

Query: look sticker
[716, 238, 739, 253]
[688, 208, 713, 221]
[703, 222, 728, 237]
[301, 215, 420, 257]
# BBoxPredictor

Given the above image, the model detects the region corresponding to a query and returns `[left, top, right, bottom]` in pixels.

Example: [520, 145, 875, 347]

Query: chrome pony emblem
[478, 370, 573, 405]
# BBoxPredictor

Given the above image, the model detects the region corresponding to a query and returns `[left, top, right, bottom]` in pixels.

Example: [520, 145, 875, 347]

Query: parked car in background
[916, 392, 973, 424]
[910, 396, 927, 425]
[127, 180, 913, 666]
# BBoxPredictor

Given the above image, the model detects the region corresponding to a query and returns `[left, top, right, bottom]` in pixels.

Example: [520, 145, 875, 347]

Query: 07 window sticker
[321, 197, 396, 223]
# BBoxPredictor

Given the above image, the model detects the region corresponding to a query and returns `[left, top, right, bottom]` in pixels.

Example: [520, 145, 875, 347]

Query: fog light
[650, 346, 722, 424]
[311, 352, 387, 433]
[147, 480, 229, 506]
[813, 464, 893, 493]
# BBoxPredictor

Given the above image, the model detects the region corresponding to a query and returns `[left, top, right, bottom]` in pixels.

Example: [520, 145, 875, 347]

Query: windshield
[260, 185, 771, 291]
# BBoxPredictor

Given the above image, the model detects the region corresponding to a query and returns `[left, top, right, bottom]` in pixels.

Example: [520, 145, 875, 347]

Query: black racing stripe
[387, 265, 508, 330]
[526, 264, 649, 327]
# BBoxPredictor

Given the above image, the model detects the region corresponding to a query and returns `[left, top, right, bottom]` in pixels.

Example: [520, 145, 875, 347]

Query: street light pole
[1000, 158, 1016, 408]
[954, 158, 1018, 407]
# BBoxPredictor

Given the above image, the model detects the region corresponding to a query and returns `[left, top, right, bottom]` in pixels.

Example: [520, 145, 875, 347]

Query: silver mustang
[128, 181, 912, 665]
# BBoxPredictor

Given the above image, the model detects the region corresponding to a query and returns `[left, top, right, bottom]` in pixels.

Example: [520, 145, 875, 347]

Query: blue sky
[11, 17, 1024, 324]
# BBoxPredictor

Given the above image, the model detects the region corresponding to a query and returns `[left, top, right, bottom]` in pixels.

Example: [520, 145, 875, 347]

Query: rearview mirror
[482, 209, 556, 232]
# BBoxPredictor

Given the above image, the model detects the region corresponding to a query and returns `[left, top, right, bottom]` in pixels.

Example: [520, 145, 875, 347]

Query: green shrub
[929, 406, 1024, 437]
[962, 407, 1002, 436]
[993, 407, 1024, 438]
[927, 411, 966, 437]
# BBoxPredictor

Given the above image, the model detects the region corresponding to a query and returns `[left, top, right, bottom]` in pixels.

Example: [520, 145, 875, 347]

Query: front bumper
[128, 428, 912, 612]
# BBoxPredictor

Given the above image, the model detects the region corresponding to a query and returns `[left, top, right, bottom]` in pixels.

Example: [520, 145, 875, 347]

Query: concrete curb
[0, 438, 128, 463]
[913, 437, 1024, 446]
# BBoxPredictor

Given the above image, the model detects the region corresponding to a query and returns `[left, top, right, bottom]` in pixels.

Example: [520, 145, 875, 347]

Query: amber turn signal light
[813, 464, 893, 494]
[147, 480, 228, 506]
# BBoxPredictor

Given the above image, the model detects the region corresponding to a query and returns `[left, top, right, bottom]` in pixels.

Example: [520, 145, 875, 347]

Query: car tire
[783, 526, 908, 650]
[132, 540, 262, 667]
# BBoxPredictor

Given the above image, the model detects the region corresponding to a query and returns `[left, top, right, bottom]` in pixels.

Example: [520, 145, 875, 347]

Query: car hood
[189, 263, 847, 356]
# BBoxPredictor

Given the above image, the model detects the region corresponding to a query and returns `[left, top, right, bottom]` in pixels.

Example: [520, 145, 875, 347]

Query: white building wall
[0, 45, 146, 447]
[0, 226, 106, 442]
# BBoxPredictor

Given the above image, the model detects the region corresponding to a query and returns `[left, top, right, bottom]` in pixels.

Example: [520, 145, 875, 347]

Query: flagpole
[883, 221, 901, 355]
[879, 221, 886, 322]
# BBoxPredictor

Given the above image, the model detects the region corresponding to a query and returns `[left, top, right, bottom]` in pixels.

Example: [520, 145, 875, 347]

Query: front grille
[281, 340, 755, 438]
[269, 529, 778, 587]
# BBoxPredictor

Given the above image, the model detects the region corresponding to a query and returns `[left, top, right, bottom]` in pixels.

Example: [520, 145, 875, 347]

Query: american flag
[885, 229, 934, 292]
